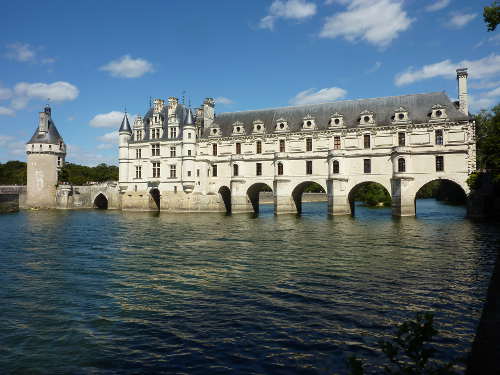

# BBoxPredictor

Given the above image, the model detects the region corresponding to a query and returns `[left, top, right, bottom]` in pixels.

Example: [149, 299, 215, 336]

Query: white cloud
[90, 111, 126, 128]
[259, 0, 317, 30]
[289, 87, 347, 105]
[470, 80, 500, 90]
[215, 96, 234, 105]
[0, 136, 25, 157]
[97, 131, 119, 144]
[425, 0, 450, 12]
[5, 43, 35, 62]
[395, 54, 500, 86]
[319, 0, 413, 48]
[97, 143, 114, 150]
[469, 89, 500, 112]
[10, 81, 79, 110]
[0, 106, 15, 116]
[0, 85, 12, 100]
[66, 144, 117, 166]
[448, 12, 477, 28]
[100, 55, 154, 78]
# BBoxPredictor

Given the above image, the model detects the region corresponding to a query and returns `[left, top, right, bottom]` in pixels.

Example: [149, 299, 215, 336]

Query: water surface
[0, 199, 498, 374]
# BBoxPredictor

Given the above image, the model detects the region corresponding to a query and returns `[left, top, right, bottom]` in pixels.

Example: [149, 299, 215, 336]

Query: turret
[456, 68, 469, 115]
[118, 113, 132, 183]
[182, 108, 196, 193]
[25, 105, 66, 208]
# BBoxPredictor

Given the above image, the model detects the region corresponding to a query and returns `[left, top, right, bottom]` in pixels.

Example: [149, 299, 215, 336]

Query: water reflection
[0, 200, 497, 374]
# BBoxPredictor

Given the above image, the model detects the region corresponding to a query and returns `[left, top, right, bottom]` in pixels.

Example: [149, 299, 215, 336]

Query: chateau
[23, 69, 476, 216]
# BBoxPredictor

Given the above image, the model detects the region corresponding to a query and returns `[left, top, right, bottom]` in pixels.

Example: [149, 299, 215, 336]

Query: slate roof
[204, 92, 468, 137]
[27, 117, 64, 145]
[119, 113, 132, 133]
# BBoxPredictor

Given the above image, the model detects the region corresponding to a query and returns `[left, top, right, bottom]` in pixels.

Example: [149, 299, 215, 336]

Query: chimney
[38, 111, 49, 134]
[456, 68, 468, 115]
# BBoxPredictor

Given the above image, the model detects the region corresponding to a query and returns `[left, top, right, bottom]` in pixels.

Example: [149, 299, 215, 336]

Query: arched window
[398, 158, 406, 172]
[333, 160, 340, 174]
[277, 162, 283, 176]
[233, 164, 239, 177]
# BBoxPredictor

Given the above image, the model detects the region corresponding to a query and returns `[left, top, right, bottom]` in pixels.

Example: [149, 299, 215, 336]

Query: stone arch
[413, 177, 468, 214]
[347, 181, 392, 217]
[93, 192, 108, 209]
[291, 180, 327, 215]
[149, 188, 161, 211]
[218, 186, 231, 214]
[246, 182, 273, 214]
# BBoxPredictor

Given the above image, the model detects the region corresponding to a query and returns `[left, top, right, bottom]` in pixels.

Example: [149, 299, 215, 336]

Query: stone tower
[118, 113, 132, 183]
[25, 105, 66, 208]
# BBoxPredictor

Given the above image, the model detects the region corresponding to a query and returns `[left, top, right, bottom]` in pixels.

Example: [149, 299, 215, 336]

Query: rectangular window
[170, 164, 176, 178]
[256, 163, 262, 176]
[306, 138, 312, 152]
[188, 149, 192, 156]
[279, 139, 285, 152]
[436, 156, 444, 171]
[136, 148, 142, 159]
[136, 130, 142, 141]
[187, 171, 191, 177]
[151, 128, 159, 139]
[151, 144, 160, 156]
[135, 166, 142, 179]
[213, 143, 218, 156]
[196, 169, 200, 177]
[306, 160, 313, 175]
[212, 164, 218, 177]
[364, 134, 370, 149]
[170, 127, 177, 138]
[398, 132, 406, 146]
[363, 159, 371, 173]
[233, 164, 239, 177]
[256, 141, 262, 154]
[334, 136, 341, 150]
[57, 157, 61, 167]
[236, 142, 241, 154]
[170, 146, 176, 157]
[435, 130, 443, 145]
[152, 162, 161, 178]
[277, 163, 284, 175]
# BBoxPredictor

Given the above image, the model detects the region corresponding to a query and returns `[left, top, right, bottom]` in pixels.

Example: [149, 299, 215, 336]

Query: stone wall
[55, 183, 121, 209]
[0, 186, 27, 212]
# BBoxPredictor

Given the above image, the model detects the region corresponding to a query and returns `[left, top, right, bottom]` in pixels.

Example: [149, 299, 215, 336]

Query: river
[0, 199, 498, 374]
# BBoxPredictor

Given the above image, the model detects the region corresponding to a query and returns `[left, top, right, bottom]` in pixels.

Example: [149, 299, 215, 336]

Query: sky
[0, 0, 498, 165]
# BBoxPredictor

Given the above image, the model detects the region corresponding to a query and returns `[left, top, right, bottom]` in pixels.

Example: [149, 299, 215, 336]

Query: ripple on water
[0, 200, 497, 374]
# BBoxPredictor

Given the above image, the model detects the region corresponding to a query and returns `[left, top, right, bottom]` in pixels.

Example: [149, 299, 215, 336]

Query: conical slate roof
[27, 113, 64, 145]
[119, 113, 132, 133]
[184, 108, 194, 125]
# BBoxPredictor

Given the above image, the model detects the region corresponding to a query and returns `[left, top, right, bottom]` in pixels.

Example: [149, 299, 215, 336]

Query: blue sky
[0, 0, 498, 165]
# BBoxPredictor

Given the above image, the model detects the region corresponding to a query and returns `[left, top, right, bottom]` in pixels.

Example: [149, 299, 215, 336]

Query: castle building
[25, 105, 66, 208]
[117, 68, 476, 216]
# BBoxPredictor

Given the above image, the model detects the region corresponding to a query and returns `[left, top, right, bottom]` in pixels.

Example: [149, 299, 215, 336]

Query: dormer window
[329, 112, 344, 128]
[392, 107, 409, 124]
[210, 125, 221, 137]
[359, 110, 375, 126]
[134, 116, 144, 128]
[302, 115, 316, 130]
[253, 120, 265, 134]
[430, 104, 448, 121]
[232, 121, 245, 135]
[275, 117, 289, 132]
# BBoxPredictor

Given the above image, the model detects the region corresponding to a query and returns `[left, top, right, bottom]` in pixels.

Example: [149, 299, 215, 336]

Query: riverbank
[467, 249, 500, 374]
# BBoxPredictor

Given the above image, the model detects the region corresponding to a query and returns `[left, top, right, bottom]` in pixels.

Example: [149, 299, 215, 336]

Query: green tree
[475, 104, 500, 182]
[0, 161, 27, 185]
[484, 1, 500, 31]
[348, 313, 458, 375]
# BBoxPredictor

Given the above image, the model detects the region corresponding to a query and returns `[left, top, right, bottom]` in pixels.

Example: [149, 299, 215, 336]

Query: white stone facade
[118, 69, 475, 216]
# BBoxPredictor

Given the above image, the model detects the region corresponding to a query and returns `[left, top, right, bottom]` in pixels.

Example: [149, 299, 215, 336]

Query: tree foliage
[474, 104, 500, 182]
[0, 161, 27, 185]
[0, 161, 118, 185]
[348, 313, 458, 375]
[484, 1, 500, 31]
[59, 163, 118, 185]
[351, 182, 391, 207]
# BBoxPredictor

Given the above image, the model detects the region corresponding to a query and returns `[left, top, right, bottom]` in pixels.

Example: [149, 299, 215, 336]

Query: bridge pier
[328, 177, 351, 216]
[391, 177, 416, 217]
[273, 179, 296, 215]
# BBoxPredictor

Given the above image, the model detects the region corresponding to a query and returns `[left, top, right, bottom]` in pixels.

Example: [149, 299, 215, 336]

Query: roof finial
[181, 90, 186, 105]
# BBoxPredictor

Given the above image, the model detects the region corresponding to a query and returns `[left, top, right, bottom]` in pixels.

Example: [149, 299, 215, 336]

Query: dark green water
[1, 200, 498, 374]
